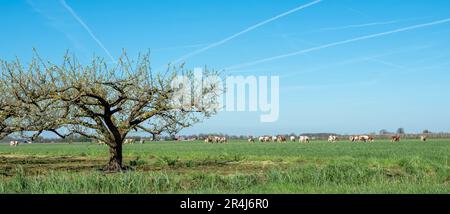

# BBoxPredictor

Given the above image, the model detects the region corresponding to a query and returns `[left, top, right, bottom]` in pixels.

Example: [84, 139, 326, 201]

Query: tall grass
[0, 159, 448, 194]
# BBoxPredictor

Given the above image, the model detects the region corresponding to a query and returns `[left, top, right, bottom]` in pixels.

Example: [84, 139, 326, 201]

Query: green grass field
[0, 139, 449, 193]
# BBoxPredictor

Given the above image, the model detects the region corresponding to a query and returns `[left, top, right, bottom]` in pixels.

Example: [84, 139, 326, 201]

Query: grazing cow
[420, 135, 427, 142]
[97, 140, 106, 145]
[213, 136, 221, 143]
[263, 136, 271, 142]
[391, 136, 401, 142]
[205, 136, 219, 144]
[328, 135, 337, 142]
[368, 136, 375, 142]
[139, 139, 145, 144]
[204, 137, 213, 143]
[350, 136, 360, 142]
[271, 136, 277, 142]
[258, 136, 264, 143]
[299, 136, 310, 143]
[277, 135, 287, 143]
[359, 135, 370, 142]
[248, 137, 255, 143]
[9, 141, 20, 147]
[123, 139, 135, 144]
[290, 136, 296, 142]
[219, 137, 228, 144]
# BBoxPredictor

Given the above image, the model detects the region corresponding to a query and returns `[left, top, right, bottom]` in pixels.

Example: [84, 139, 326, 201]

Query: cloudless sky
[1, 0, 450, 135]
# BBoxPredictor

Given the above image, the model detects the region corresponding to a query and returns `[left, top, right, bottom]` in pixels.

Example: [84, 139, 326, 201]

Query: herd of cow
[97, 139, 145, 145]
[8, 135, 428, 147]
[244, 135, 335, 143]
[242, 134, 427, 144]
[201, 134, 427, 144]
[8, 139, 144, 147]
[204, 136, 228, 143]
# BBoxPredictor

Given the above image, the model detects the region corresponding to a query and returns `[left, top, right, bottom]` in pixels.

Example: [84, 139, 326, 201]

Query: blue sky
[1, 0, 450, 135]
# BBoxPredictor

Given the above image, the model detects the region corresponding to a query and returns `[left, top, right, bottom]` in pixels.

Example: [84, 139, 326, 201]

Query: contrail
[152, 43, 208, 52]
[172, 0, 322, 64]
[278, 44, 432, 79]
[282, 80, 378, 92]
[225, 18, 450, 70]
[27, 0, 92, 60]
[60, 0, 115, 63]
[317, 17, 428, 32]
[274, 17, 429, 38]
[318, 20, 403, 31]
[366, 58, 409, 71]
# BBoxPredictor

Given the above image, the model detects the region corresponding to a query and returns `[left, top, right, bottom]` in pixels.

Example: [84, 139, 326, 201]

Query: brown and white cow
[204, 137, 213, 143]
[219, 137, 228, 144]
[123, 139, 135, 144]
[328, 135, 337, 142]
[290, 136, 296, 142]
[9, 141, 20, 147]
[271, 136, 277, 142]
[248, 136, 255, 143]
[349, 136, 358, 142]
[391, 136, 401, 142]
[277, 135, 287, 143]
[420, 135, 427, 142]
[299, 136, 310, 143]
[258, 136, 265, 142]
[213, 136, 221, 143]
[359, 135, 370, 142]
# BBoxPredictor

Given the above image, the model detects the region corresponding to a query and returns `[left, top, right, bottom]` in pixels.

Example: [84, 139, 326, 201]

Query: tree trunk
[104, 142, 123, 172]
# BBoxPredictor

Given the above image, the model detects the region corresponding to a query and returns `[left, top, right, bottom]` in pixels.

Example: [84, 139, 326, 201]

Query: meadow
[0, 139, 449, 193]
